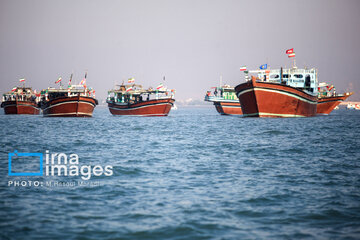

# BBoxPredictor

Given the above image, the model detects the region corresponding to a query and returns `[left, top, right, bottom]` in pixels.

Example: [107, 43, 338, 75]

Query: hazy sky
[1, 0, 359, 101]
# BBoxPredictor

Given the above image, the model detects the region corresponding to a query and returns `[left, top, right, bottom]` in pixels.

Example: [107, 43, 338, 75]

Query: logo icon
[8, 150, 43, 176]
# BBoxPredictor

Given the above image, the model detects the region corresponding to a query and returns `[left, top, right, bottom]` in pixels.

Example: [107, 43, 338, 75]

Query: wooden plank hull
[317, 93, 353, 115]
[1, 100, 40, 115]
[42, 96, 97, 117]
[213, 101, 243, 115]
[235, 78, 318, 118]
[108, 98, 174, 116]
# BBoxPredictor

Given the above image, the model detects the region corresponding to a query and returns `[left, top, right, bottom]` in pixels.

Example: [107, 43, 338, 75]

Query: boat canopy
[249, 67, 318, 93]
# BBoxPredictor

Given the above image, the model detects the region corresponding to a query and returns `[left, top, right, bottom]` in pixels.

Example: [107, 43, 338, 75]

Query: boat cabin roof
[108, 84, 169, 95]
[4, 87, 34, 95]
[249, 67, 318, 92]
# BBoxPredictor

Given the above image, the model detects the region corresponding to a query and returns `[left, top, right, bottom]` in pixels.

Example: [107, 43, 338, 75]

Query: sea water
[0, 106, 359, 239]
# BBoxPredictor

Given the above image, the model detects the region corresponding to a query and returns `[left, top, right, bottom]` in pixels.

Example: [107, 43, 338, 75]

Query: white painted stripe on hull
[207, 99, 239, 103]
[43, 101, 95, 111]
[114, 113, 168, 116]
[44, 112, 93, 116]
[243, 112, 307, 117]
[220, 105, 242, 109]
[238, 88, 317, 105]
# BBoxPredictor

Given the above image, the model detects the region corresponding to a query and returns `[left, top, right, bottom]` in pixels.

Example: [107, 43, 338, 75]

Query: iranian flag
[286, 48, 294, 54]
[80, 78, 86, 85]
[68, 73, 73, 88]
[126, 86, 133, 92]
[128, 78, 135, 83]
[240, 66, 247, 71]
[288, 53, 296, 58]
[19, 78, 25, 82]
[11, 87, 17, 92]
[55, 77, 62, 84]
[156, 83, 164, 90]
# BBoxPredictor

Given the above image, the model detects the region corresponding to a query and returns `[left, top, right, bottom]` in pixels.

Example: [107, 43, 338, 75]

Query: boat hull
[42, 96, 97, 117]
[213, 101, 242, 115]
[235, 78, 318, 118]
[317, 93, 353, 115]
[108, 98, 174, 116]
[1, 100, 40, 115]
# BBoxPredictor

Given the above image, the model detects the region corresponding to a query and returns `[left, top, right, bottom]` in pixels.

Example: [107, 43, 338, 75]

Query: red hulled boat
[317, 82, 353, 115]
[107, 83, 175, 116]
[1, 87, 40, 115]
[204, 85, 242, 115]
[39, 77, 98, 117]
[235, 67, 318, 118]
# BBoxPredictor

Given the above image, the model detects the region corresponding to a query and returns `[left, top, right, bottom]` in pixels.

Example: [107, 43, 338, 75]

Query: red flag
[286, 48, 294, 54]
[240, 66, 247, 71]
[288, 53, 295, 58]
[55, 77, 62, 84]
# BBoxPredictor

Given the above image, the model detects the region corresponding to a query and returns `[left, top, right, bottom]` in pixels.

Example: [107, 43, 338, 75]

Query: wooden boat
[317, 83, 353, 115]
[235, 67, 318, 117]
[39, 85, 98, 117]
[204, 85, 242, 115]
[107, 84, 175, 116]
[1, 87, 40, 115]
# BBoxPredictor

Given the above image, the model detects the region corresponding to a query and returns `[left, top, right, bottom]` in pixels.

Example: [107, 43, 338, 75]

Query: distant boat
[317, 82, 353, 115]
[106, 83, 175, 116]
[204, 85, 242, 115]
[1, 86, 40, 115]
[235, 66, 318, 118]
[171, 103, 178, 110]
[347, 103, 360, 110]
[347, 103, 355, 109]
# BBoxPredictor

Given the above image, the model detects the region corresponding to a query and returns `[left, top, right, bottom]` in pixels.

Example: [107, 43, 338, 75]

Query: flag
[156, 83, 164, 90]
[128, 77, 135, 83]
[80, 78, 86, 85]
[259, 64, 267, 70]
[68, 74, 73, 88]
[126, 86, 133, 92]
[288, 53, 296, 58]
[80, 72, 87, 85]
[11, 87, 17, 92]
[55, 77, 62, 84]
[19, 78, 25, 82]
[240, 66, 247, 71]
[286, 48, 294, 54]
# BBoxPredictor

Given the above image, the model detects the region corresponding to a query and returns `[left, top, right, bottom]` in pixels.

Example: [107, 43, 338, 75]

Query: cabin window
[294, 74, 303, 78]
[282, 74, 289, 78]
[270, 74, 279, 79]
